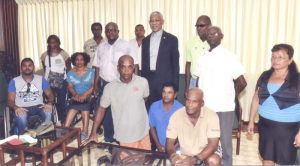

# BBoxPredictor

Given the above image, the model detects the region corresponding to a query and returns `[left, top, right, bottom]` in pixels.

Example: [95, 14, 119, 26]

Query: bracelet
[193, 156, 204, 166]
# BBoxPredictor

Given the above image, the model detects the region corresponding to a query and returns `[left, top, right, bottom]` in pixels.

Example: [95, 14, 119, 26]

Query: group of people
[6, 10, 300, 166]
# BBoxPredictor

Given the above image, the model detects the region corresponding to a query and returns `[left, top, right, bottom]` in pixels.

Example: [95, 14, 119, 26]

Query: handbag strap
[48, 54, 51, 68]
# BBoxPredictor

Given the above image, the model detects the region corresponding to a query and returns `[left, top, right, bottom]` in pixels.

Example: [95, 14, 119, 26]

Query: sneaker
[103, 138, 119, 145]
[80, 132, 88, 140]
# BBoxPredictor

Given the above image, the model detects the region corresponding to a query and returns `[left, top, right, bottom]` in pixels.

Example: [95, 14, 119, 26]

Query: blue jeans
[14, 105, 52, 134]
[189, 76, 198, 88]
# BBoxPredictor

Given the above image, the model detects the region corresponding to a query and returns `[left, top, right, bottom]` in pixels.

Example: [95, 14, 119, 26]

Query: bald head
[118, 55, 134, 66]
[105, 22, 118, 31]
[187, 88, 204, 100]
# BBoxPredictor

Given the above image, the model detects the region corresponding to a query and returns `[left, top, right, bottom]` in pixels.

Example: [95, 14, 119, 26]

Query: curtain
[16, 0, 300, 121]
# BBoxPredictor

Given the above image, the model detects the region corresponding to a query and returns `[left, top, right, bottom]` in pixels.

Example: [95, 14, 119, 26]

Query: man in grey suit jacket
[141, 11, 180, 109]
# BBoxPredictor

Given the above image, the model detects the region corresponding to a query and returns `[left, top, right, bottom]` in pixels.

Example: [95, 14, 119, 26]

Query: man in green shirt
[185, 15, 211, 93]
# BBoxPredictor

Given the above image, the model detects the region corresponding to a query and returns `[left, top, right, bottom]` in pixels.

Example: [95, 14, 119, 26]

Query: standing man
[129, 24, 145, 73]
[141, 11, 180, 109]
[197, 26, 247, 166]
[7, 58, 54, 134]
[84, 22, 104, 68]
[166, 88, 221, 166]
[185, 15, 211, 92]
[149, 82, 183, 152]
[92, 22, 138, 143]
[84, 55, 150, 150]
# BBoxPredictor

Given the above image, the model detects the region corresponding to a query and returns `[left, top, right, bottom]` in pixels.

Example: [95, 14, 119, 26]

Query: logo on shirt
[133, 86, 140, 92]
[18, 84, 40, 102]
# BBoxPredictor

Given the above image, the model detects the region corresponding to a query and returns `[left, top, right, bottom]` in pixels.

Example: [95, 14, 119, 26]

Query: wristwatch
[193, 156, 204, 166]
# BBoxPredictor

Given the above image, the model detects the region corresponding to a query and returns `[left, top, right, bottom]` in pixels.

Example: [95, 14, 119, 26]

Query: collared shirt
[166, 106, 220, 156]
[149, 29, 163, 70]
[84, 37, 104, 68]
[149, 99, 183, 146]
[100, 74, 149, 143]
[185, 36, 209, 77]
[129, 38, 142, 69]
[92, 38, 137, 82]
[197, 45, 245, 112]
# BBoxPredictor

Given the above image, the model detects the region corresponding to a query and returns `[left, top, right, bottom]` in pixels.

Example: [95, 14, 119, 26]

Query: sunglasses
[195, 24, 207, 28]
[27, 83, 31, 93]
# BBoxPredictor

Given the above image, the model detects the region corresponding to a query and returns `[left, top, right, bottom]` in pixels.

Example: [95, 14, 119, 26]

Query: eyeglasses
[27, 83, 31, 93]
[195, 24, 207, 28]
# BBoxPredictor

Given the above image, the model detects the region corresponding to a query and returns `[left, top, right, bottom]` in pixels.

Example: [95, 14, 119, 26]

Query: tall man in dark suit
[141, 11, 180, 109]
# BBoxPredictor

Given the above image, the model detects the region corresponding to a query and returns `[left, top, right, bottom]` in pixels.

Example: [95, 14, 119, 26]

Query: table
[57, 142, 169, 166]
[0, 126, 81, 166]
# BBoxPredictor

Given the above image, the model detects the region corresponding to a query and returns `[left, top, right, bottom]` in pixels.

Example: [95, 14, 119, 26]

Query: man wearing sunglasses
[7, 58, 54, 134]
[185, 15, 211, 94]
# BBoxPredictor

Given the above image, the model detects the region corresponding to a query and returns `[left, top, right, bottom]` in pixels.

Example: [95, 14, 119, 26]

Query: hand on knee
[206, 154, 221, 166]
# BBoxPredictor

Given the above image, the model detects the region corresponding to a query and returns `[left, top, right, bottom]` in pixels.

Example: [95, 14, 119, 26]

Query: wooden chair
[232, 98, 242, 155]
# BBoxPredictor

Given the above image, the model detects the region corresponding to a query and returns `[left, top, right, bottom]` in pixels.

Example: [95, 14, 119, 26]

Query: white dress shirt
[92, 38, 137, 82]
[149, 29, 163, 70]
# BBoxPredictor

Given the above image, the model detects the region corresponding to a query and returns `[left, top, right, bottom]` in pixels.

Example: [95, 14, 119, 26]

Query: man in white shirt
[197, 26, 247, 166]
[92, 22, 138, 143]
[84, 22, 104, 68]
[129, 24, 145, 74]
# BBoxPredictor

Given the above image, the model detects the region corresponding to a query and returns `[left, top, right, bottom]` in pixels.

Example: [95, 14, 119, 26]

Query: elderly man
[141, 11, 180, 109]
[197, 26, 247, 166]
[185, 15, 211, 92]
[7, 58, 54, 134]
[92, 22, 138, 143]
[84, 22, 104, 67]
[166, 88, 221, 166]
[85, 55, 150, 150]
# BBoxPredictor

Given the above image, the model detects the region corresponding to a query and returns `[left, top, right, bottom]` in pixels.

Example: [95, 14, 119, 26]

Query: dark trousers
[98, 79, 114, 142]
[217, 111, 235, 166]
[51, 80, 67, 123]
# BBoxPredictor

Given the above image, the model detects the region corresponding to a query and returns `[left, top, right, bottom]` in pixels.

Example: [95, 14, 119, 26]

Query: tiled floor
[4, 120, 262, 165]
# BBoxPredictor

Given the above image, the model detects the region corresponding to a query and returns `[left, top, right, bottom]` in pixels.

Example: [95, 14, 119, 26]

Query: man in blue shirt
[149, 82, 183, 152]
[7, 58, 54, 134]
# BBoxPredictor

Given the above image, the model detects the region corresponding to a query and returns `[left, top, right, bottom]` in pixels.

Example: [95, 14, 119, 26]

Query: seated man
[7, 58, 54, 134]
[149, 82, 183, 152]
[83, 55, 150, 150]
[166, 88, 221, 166]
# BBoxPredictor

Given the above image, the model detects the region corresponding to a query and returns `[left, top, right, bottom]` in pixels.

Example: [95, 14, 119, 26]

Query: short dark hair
[47, 34, 61, 45]
[271, 43, 294, 59]
[91, 22, 102, 31]
[21, 58, 34, 66]
[71, 52, 90, 66]
[162, 82, 178, 92]
[135, 24, 144, 29]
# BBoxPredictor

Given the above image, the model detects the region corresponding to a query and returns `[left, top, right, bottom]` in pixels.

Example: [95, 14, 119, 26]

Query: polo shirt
[100, 74, 149, 143]
[166, 106, 220, 156]
[197, 45, 245, 112]
[149, 99, 183, 146]
[92, 38, 137, 82]
[185, 36, 209, 77]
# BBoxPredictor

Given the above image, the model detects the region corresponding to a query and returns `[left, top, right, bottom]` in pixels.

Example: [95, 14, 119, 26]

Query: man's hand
[172, 155, 197, 166]
[157, 144, 165, 153]
[81, 133, 99, 146]
[15, 107, 27, 116]
[294, 130, 300, 147]
[40, 104, 53, 112]
[247, 121, 255, 135]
